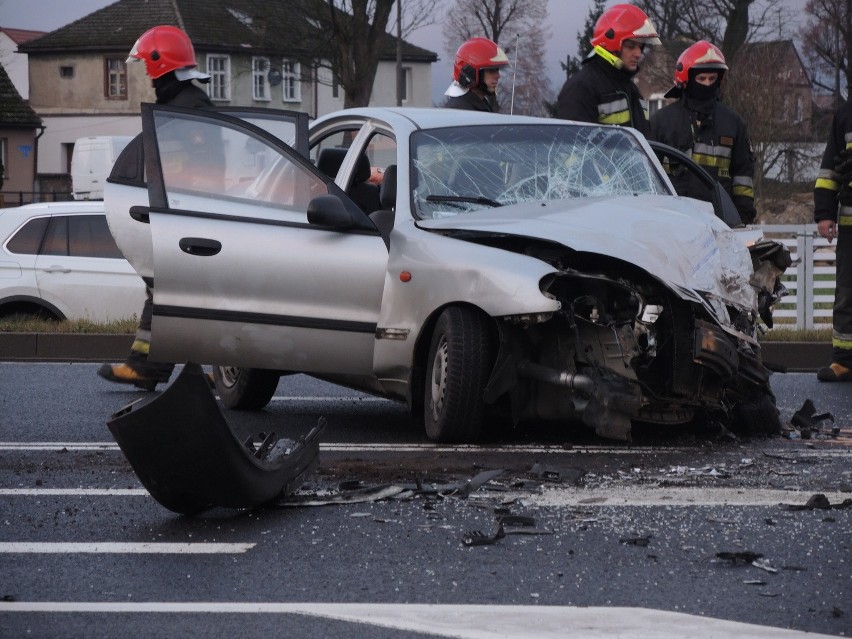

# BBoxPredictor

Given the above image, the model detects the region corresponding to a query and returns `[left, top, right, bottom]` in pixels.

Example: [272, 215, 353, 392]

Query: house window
[0, 138, 6, 181]
[332, 74, 339, 99]
[59, 65, 74, 79]
[104, 57, 127, 99]
[282, 59, 301, 102]
[252, 57, 270, 101]
[207, 55, 231, 101]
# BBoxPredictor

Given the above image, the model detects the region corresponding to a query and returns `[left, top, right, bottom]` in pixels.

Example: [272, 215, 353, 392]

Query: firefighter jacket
[446, 90, 498, 112]
[814, 99, 852, 227]
[649, 96, 756, 224]
[556, 53, 650, 135]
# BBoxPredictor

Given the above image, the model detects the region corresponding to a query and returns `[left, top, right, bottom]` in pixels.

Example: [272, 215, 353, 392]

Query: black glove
[834, 147, 852, 178]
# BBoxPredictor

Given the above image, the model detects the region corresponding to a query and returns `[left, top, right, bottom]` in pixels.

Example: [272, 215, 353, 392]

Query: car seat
[369, 164, 397, 249]
[316, 147, 381, 213]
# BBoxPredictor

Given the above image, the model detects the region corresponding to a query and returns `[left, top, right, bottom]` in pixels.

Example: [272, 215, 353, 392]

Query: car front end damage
[476, 233, 791, 441]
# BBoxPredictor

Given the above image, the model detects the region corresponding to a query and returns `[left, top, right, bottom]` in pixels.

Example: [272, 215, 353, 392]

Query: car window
[33, 215, 124, 259]
[152, 110, 326, 213]
[410, 124, 668, 219]
[5, 216, 49, 254]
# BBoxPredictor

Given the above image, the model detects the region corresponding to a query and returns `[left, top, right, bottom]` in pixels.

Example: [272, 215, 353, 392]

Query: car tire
[731, 391, 782, 436]
[424, 306, 494, 443]
[213, 366, 280, 410]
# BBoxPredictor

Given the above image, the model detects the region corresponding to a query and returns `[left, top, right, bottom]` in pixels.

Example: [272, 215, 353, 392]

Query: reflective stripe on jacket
[556, 55, 650, 136]
[649, 98, 756, 223]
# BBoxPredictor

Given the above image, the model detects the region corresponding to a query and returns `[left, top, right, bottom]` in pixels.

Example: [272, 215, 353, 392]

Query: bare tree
[294, 0, 439, 108]
[441, 0, 553, 116]
[799, 0, 852, 102]
[635, 0, 794, 60]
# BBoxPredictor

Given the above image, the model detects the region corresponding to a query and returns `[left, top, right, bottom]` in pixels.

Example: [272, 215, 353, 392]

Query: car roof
[310, 107, 575, 133]
[0, 201, 105, 220]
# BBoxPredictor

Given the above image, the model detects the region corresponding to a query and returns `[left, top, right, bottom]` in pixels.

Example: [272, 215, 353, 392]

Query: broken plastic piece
[107, 362, 324, 514]
[462, 524, 506, 546]
[716, 551, 763, 565]
[790, 399, 835, 432]
[751, 558, 778, 573]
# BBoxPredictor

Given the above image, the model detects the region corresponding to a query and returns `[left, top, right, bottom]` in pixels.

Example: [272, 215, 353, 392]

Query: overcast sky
[0, 0, 808, 104]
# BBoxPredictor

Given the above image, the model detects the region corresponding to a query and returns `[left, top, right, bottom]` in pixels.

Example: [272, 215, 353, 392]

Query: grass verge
[0, 316, 137, 334]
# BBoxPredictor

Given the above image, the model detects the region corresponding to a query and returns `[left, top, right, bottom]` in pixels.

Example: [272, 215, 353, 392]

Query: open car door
[138, 104, 388, 374]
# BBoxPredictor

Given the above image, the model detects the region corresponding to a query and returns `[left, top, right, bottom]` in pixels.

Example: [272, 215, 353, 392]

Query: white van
[71, 136, 134, 200]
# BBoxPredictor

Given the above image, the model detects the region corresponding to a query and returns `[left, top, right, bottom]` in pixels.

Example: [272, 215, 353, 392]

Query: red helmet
[673, 40, 728, 88]
[127, 25, 201, 80]
[453, 37, 510, 88]
[590, 4, 661, 52]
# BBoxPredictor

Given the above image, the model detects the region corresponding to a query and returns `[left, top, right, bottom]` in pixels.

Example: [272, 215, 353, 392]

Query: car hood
[416, 194, 755, 313]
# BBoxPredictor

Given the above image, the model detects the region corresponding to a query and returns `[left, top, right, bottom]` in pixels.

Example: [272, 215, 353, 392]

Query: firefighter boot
[816, 363, 852, 382]
[97, 363, 170, 391]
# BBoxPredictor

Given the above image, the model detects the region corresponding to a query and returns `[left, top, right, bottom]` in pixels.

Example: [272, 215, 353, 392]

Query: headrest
[316, 147, 348, 179]
[380, 165, 397, 209]
[354, 154, 372, 184]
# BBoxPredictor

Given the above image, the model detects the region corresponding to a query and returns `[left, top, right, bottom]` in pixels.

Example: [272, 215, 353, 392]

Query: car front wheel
[213, 366, 280, 410]
[424, 306, 494, 443]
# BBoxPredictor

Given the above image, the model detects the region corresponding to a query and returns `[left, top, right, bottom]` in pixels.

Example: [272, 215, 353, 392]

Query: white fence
[760, 224, 836, 329]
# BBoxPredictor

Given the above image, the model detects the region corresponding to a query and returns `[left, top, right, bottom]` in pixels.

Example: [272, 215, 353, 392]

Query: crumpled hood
[417, 194, 755, 312]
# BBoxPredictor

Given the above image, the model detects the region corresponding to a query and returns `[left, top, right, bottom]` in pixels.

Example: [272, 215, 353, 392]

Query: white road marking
[0, 602, 837, 638]
[0, 542, 254, 554]
[2, 441, 849, 456]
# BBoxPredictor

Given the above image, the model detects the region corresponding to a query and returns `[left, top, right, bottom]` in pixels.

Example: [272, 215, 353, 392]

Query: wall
[0, 128, 37, 195]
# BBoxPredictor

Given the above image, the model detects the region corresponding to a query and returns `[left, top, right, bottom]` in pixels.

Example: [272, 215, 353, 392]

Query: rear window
[5, 216, 49, 254]
[7, 214, 123, 259]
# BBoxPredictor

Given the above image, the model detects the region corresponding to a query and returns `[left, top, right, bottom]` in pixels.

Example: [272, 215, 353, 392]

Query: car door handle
[129, 206, 150, 223]
[179, 238, 222, 256]
[42, 266, 72, 273]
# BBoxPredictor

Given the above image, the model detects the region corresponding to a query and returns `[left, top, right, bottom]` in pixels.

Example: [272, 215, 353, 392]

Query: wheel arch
[0, 295, 66, 320]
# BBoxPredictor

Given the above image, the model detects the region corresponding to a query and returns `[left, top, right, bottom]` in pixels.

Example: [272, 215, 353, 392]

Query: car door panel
[141, 104, 387, 374]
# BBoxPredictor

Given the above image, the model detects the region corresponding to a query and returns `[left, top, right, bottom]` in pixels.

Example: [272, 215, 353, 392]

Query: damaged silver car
[105, 106, 789, 443]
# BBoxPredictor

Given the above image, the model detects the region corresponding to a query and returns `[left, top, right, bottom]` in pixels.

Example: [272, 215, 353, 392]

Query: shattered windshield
[411, 124, 668, 219]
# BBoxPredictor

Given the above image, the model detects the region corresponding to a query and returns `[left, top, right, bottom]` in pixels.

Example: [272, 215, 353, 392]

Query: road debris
[751, 558, 779, 573]
[784, 493, 852, 511]
[462, 524, 506, 547]
[107, 362, 324, 515]
[715, 551, 763, 565]
[620, 536, 652, 547]
[784, 398, 842, 441]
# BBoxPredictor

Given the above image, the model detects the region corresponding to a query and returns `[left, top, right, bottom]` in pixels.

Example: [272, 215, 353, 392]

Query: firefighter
[444, 37, 510, 112]
[649, 40, 757, 224]
[556, 3, 660, 134]
[98, 25, 218, 390]
[814, 99, 852, 381]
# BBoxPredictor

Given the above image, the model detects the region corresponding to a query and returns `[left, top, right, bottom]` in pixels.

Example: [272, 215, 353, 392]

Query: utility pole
[396, 0, 403, 106]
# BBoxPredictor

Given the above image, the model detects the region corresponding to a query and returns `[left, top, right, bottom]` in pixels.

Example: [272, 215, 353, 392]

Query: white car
[0, 201, 145, 322]
[105, 106, 790, 442]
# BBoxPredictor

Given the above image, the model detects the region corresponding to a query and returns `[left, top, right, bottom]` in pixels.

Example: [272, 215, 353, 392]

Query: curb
[0, 333, 132, 362]
[0, 334, 832, 373]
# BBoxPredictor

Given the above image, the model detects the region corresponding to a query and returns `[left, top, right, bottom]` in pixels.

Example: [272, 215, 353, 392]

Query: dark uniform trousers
[815, 104, 852, 367]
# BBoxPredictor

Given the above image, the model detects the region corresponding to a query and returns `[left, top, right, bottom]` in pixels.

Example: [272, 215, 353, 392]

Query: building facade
[17, 0, 437, 178]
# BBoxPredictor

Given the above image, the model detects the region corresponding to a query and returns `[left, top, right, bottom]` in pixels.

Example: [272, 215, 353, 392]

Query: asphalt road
[0, 363, 850, 638]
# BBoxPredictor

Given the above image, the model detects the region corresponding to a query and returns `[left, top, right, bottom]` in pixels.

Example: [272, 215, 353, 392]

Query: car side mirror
[307, 194, 355, 228]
